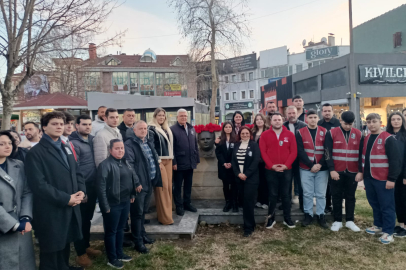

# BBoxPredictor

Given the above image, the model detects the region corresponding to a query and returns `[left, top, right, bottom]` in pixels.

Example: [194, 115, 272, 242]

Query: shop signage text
[164, 84, 182, 91]
[164, 91, 181, 96]
[225, 101, 253, 111]
[223, 53, 257, 74]
[359, 65, 406, 84]
[306, 46, 338, 60]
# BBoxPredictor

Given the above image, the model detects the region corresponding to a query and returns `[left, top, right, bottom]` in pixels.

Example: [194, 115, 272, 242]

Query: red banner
[164, 91, 181, 96]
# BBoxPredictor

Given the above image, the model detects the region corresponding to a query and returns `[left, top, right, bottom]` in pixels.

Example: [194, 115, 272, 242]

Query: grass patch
[53, 191, 406, 270]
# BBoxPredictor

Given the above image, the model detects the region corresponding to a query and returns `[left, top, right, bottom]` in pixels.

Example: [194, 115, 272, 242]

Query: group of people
[1, 95, 406, 269]
[215, 95, 406, 243]
[0, 106, 199, 270]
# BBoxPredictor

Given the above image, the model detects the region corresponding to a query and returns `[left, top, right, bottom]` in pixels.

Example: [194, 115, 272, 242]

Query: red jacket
[259, 128, 297, 170]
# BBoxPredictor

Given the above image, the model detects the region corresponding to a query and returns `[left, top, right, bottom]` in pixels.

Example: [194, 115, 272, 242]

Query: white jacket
[91, 116, 105, 136]
[93, 125, 122, 167]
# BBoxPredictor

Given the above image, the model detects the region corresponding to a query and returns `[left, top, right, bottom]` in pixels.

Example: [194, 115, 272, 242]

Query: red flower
[194, 123, 221, 133]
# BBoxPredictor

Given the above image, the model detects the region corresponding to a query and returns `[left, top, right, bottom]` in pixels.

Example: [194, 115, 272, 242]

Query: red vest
[330, 127, 361, 173]
[362, 132, 391, 181]
[298, 126, 326, 170]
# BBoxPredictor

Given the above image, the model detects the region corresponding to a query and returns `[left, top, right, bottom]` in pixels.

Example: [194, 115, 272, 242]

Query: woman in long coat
[0, 130, 35, 270]
[148, 107, 174, 225]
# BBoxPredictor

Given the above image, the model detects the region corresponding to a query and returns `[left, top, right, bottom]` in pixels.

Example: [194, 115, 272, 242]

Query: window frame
[249, 72, 254, 81]
[241, 90, 246, 100]
[249, 90, 254, 99]
[232, 91, 237, 100]
[225, 92, 230, 101]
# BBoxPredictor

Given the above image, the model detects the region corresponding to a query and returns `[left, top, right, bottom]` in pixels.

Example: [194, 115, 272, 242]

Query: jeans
[395, 175, 406, 223]
[300, 169, 329, 216]
[330, 172, 358, 222]
[364, 177, 396, 235]
[266, 169, 293, 219]
[130, 188, 153, 246]
[173, 169, 194, 207]
[290, 161, 303, 207]
[74, 182, 98, 256]
[237, 179, 258, 233]
[102, 201, 130, 262]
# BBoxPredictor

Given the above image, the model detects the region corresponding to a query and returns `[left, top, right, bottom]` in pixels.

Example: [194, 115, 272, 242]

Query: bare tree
[170, 0, 250, 123]
[0, 0, 122, 129]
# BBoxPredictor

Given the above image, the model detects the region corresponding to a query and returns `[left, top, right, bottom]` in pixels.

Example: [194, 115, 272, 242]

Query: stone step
[90, 210, 199, 240]
[194, 200, 333, 225]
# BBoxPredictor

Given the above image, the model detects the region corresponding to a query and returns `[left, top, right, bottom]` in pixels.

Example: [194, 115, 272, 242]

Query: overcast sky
[95, 0, 405, 57]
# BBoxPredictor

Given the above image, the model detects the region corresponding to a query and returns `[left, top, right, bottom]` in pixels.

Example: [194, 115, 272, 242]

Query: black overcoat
[215, 141, 235, 181]
[25, 138, 86, 252]
[231, 141, 261, 185]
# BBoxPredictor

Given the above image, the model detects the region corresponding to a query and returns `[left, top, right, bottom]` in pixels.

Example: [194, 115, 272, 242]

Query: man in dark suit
[25, 111, 86, 270]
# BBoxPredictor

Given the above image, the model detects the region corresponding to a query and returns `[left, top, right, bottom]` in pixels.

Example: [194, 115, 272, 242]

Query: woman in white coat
[0, 130, 35, 270]
[148, 108, 174, 225]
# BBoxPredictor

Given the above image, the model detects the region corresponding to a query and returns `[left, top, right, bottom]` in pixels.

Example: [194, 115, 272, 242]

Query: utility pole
[348, 0, 360, 129]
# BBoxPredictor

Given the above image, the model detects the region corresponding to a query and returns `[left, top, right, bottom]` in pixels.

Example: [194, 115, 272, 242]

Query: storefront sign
[222, 53, 257, 74]
[225, 102, 253, 111]
[164, 84, 182, 91]
[164, 91, 181, 97]
[306, 46, 338, 60]
[22, 110, 41, 123]
[359, 65, 406, 84]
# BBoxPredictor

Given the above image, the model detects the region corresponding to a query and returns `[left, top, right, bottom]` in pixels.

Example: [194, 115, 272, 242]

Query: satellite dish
[321, 37, 327, 43]
[302, 39, 306, 46]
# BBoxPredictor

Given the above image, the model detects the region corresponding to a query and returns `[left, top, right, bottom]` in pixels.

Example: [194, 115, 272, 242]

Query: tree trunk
[1, 90, 14, 131]
[209, 1, 218, 124]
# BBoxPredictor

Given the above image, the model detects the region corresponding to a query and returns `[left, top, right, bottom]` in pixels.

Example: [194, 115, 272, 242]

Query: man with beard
[283, 106, 307, 210]
[20, 122, 41, 149]
[266, 101, 278, 125]
[317, 103, 340, 214]
[91, 106, 107, 136]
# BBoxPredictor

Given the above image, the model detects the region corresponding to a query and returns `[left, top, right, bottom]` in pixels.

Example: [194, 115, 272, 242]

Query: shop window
[83, 72, 100, 87]
[112, 72, 128, 91]
[155, 73, 164, 96]
[129, 73, 138, 94]
[394, 32, 402, 48]
[249, 72, 254, 81]
[249, 90, 254, 99]
[322, 68, 346, 89]
[225, 93, 229, 101]
[139, 72, 154, 95]
[241, 91, 246, 100]
[295, 76, 318, 94]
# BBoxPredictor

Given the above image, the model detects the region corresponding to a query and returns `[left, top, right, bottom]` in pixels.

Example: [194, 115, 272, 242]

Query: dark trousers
[237, 179, 258, 233]
[130, 188, 152, 246]
[173, 169, 194, 207]
[365, 177, 396, 234]
[395, 175, 406, 223]
[74, 182, 98, 256]
[39, 243, 70, 270]
[257, 162, 269, 205]
[325, 175, 333, 208]
[330, 172, 357, 222]
[222, 173, 238, 203]
[103, 201, 130, 262]
[290, 161, 303, 208]
[266, 169, 293, 219]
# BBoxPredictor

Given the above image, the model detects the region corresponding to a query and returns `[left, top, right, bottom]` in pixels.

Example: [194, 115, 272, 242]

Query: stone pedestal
[191, 156, 224, 200]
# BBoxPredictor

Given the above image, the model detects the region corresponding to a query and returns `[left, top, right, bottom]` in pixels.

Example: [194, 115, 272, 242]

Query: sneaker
[291, 196, 299, 204]
[107, 259, 124, 269]
[301, 213, 313, 227]
[283, 218, 296, 228]
[324, 206, 332, 214]
[255, 202, 262, 208]
[365, 225, 382, 235]
[262, 204, 269, 210]
[345, 221, 360, 232]
[317, 214, 328, 229]
[266, 215, 276, 229]
[394, 226, 403, 235]
[394, 227, 406, 238]
[330, 221, 343, 232]
[379, 233, 394, 244]
[119, 254, 133, 262]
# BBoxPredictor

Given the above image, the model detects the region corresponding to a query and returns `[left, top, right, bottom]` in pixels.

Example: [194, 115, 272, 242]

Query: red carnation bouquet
[194, 123, 222, 134]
